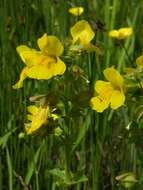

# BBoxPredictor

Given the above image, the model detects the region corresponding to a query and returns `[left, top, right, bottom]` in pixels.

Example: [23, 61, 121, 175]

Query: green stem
[64, 138, 72, 190]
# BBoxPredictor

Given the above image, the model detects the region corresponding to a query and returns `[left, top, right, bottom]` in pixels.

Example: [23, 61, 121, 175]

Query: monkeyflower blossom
[109, 27, 133, 40]
[90, 67, 125, 112]
[70, 20, 100, 53]
[13, 34, 66, 89]
[25, 105, 49, 135]
[68, 6, 84, 16]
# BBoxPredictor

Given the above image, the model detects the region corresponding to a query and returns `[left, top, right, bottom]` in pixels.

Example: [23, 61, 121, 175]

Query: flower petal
[12, 67, 28, 89]
[110, 90, 125, 109]
[103, 67, 124, 90]
[68, 7, 84, 16]
[90, 96, 109, 113]
[70, 20, 95, 45]
[27, 56, 66, 80]
[52, 58, 66, 76]
[16, 45, 40, 66]
[27, 105, 39, 115]
[95, 80, 113, 95]
[26, 106, 49, 135]
[108, 30, 119, 38]
[37, 34, 64, 56]
[27, 64, 53, 80]
[118, 27, 133, 40]
[136, 55, 143, 67]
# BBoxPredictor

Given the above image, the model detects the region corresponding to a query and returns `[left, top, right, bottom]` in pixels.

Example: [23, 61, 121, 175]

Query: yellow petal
[16, 45, 41, 66]
[110, 90, 125, 109]
[37, 34, 64, 56]
[27, 105, 39, 115]
[52, 58, 66, 76]
[90, 96, 109, 113]
[70, 20, 95, 45]
[68, 7, 84, 16]
[12, 67, 28, 89]
[27, 114, 33, 121]
[95, 80, 113, 95]
[27, 64, 53, 80]
[27, 56, 66, 80]
[108, 30, 119, 38]
[103, 67, 124, 90]
[26, 106, 49, 135]
[118, 27, 133, 40]
[136, 55, 143, 67]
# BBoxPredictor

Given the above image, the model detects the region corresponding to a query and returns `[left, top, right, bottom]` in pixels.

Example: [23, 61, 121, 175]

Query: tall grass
[1, 0, 143, 189]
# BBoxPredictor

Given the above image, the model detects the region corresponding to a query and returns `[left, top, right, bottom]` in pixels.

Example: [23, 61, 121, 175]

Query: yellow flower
[25, 105, 49, 135]
[90, 67, 125, 112]
[13, 34, 66, 89]
[136, 55, 143, 67]
[109, 27, 133, 40]
[71, 20, 95, 45]
[70, 20, 102, 54]
[68, 6, 84, 16]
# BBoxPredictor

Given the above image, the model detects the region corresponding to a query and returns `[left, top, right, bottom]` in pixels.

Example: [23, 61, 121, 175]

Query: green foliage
[1, 0, 143, 190]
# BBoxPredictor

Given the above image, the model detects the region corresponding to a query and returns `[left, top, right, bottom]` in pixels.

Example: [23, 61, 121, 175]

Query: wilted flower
[90, 67, 125, 112]
[25, 105, 49, 135]
[109, 27, 133, 40]
[13, 34, 66, 89]
[68, 6, 84, 16]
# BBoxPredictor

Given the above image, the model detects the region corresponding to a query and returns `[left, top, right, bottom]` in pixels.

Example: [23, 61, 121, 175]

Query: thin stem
[119, 42, 134, 66]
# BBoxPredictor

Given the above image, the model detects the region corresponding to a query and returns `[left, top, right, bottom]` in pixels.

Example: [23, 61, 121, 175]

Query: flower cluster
[13, 19, 132, 134]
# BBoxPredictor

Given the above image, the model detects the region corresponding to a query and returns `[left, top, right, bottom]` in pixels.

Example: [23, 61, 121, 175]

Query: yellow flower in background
[90, 67, 125, 112]
[25, 105, 49, 135]
[70, 20, 101, 53]
[13, 34, 66, 89]
[109, 27, 133, 40]
[71, 20, 95, 45]
[136, 55, 143, 67]
[69, 6, 84, 16]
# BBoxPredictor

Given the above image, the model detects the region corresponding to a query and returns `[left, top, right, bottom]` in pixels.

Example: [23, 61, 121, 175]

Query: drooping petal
[26, 106, 49, 135]
[95, 80, 113, 95]
[70, 20, 95, 45]
[103, 67, 124, 90]
[110, 90, 125, 109]
[68, 7, 84, 16]
[37, 34, 64, 56]
[90, 96, 109, 113]
[16, 45, 41, 66]
[12, 67, 28, 89]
